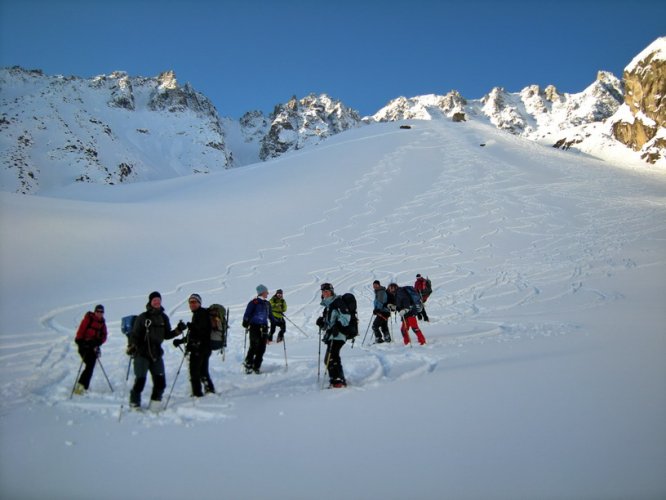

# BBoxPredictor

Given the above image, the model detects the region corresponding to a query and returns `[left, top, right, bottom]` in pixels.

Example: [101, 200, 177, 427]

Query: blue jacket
[320, 294, 350, 342]
[373, 286, 389, 315]
[243, 297, 272, 325]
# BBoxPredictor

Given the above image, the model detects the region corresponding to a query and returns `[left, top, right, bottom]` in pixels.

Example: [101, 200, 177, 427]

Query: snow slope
[1, 120, 665, 499]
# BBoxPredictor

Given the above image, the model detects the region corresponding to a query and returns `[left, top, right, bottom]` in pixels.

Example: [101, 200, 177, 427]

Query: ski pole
[282, 333, 288, 370]
[221, 308, 229, 361]
[322, 342, 332, 390]
[164, 350, 187, 411]
[361, 314, 373, 346]
[282, 314, 310, 338]
[69, 359, 84, 399]
[96, 352, 114, 392]
[317, 328, 322, 384]
[118, 356, 133, 422]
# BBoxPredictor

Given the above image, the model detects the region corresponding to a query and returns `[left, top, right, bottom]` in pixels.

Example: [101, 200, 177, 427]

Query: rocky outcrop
[610, 37, 666, 163]
[259, 94, 361, 160]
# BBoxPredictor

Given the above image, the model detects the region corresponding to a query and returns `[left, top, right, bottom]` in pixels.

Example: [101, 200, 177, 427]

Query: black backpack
[403, 286, 424, 314]
[331, 293, 359, 340]
[424, 277, 433, 297]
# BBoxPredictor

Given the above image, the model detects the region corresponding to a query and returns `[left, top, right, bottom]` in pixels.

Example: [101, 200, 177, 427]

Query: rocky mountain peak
[156, 70, 178, 90]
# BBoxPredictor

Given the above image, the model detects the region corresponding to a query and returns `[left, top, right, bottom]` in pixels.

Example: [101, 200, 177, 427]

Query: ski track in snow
[3, 121, 665, 423]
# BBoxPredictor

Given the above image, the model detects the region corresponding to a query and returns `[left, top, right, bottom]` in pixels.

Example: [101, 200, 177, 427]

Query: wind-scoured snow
[0, 120, 665, 499]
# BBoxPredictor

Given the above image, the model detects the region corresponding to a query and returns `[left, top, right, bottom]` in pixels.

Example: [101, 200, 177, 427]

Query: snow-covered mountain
[0, 67, 232, 193]
[2, 117, 665, 500]
[2, 38, 665, 194]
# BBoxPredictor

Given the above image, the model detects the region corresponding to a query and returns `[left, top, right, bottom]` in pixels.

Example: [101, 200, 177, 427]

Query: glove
[94, 346, 101, 357]
[399, 309, 408, 318]
[260, 325, 268, 337]
[242, 320, 249, 329]
[173, 337, 186, 348]
[387, 304, 397, 312]
[316, 316, 325, 328]
[126, 344, 137, 357]
[176, 320, 187, 333]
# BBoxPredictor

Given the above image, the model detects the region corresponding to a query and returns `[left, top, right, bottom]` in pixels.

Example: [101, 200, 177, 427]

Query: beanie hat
[320, 283, 334, 293]
[189, 293, 202, 304]
[416, 274, 422, 278]
[94, 304, 104, 313]
[149, 291, 162, 301]
[373, 280, 381, 286]
[276, 289, 283, 294]
[256, 284, 268, 295]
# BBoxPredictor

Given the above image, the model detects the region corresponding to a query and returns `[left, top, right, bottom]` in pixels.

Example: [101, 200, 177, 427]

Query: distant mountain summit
[258, 94, 361, 160]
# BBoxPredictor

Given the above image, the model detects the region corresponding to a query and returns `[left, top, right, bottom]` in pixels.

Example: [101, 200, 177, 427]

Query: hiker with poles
[386, 283, 427, 346]
[316, 283, 350, 388]
[268, 289, 287, 343]
[72, 304, 109, 395]
[371, 280, 392, 344]
[173, 293, 215, 397]
[126, 291, 185, 411]
[242, 284, 273, 374]
[414, 274, 432, 322]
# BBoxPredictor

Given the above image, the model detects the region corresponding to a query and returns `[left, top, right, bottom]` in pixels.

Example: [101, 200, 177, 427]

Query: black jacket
[187, 306, 212, 351]
[387, 287, 417, 318]
[130, 306, 178, 359]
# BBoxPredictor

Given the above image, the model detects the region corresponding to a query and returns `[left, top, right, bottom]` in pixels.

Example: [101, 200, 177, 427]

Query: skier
[386, 283, 427, 346]
[371, 280, 391, 343]
[174, 293, 215, 397]
[126, 291, 185, 410]
[316, 283, 350, 388]
[242, 285, 273, 374]
[268, 289, 287, 343]
[414, 274, 430, 322]
[73, 304, 108, 394]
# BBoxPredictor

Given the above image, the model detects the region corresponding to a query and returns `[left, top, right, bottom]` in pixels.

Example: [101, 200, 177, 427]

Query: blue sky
[1, 0, 664, 118]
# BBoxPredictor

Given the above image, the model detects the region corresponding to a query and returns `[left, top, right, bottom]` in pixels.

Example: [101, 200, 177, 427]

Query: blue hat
[256, 284, 268, 295]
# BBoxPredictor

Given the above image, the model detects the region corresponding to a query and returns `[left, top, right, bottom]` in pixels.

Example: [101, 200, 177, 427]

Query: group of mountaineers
[71, 275, 433, 411]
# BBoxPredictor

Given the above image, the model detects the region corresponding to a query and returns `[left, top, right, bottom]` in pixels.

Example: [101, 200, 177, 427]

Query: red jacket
[414, 277, 430, 302]
[75, 311, 108, 345]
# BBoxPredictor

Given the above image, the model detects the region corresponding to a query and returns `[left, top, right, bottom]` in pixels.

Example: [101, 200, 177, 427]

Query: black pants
[324, 340, 346, 385]
[417, 305, 429, 322]
[244, 324, 267, 371]
[269, 317, 286, 341]
[372, 315, 390, 341]
[77, 345, 98, 390]
[189, 348, 214, 396]
[130, 355, 166, 405]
